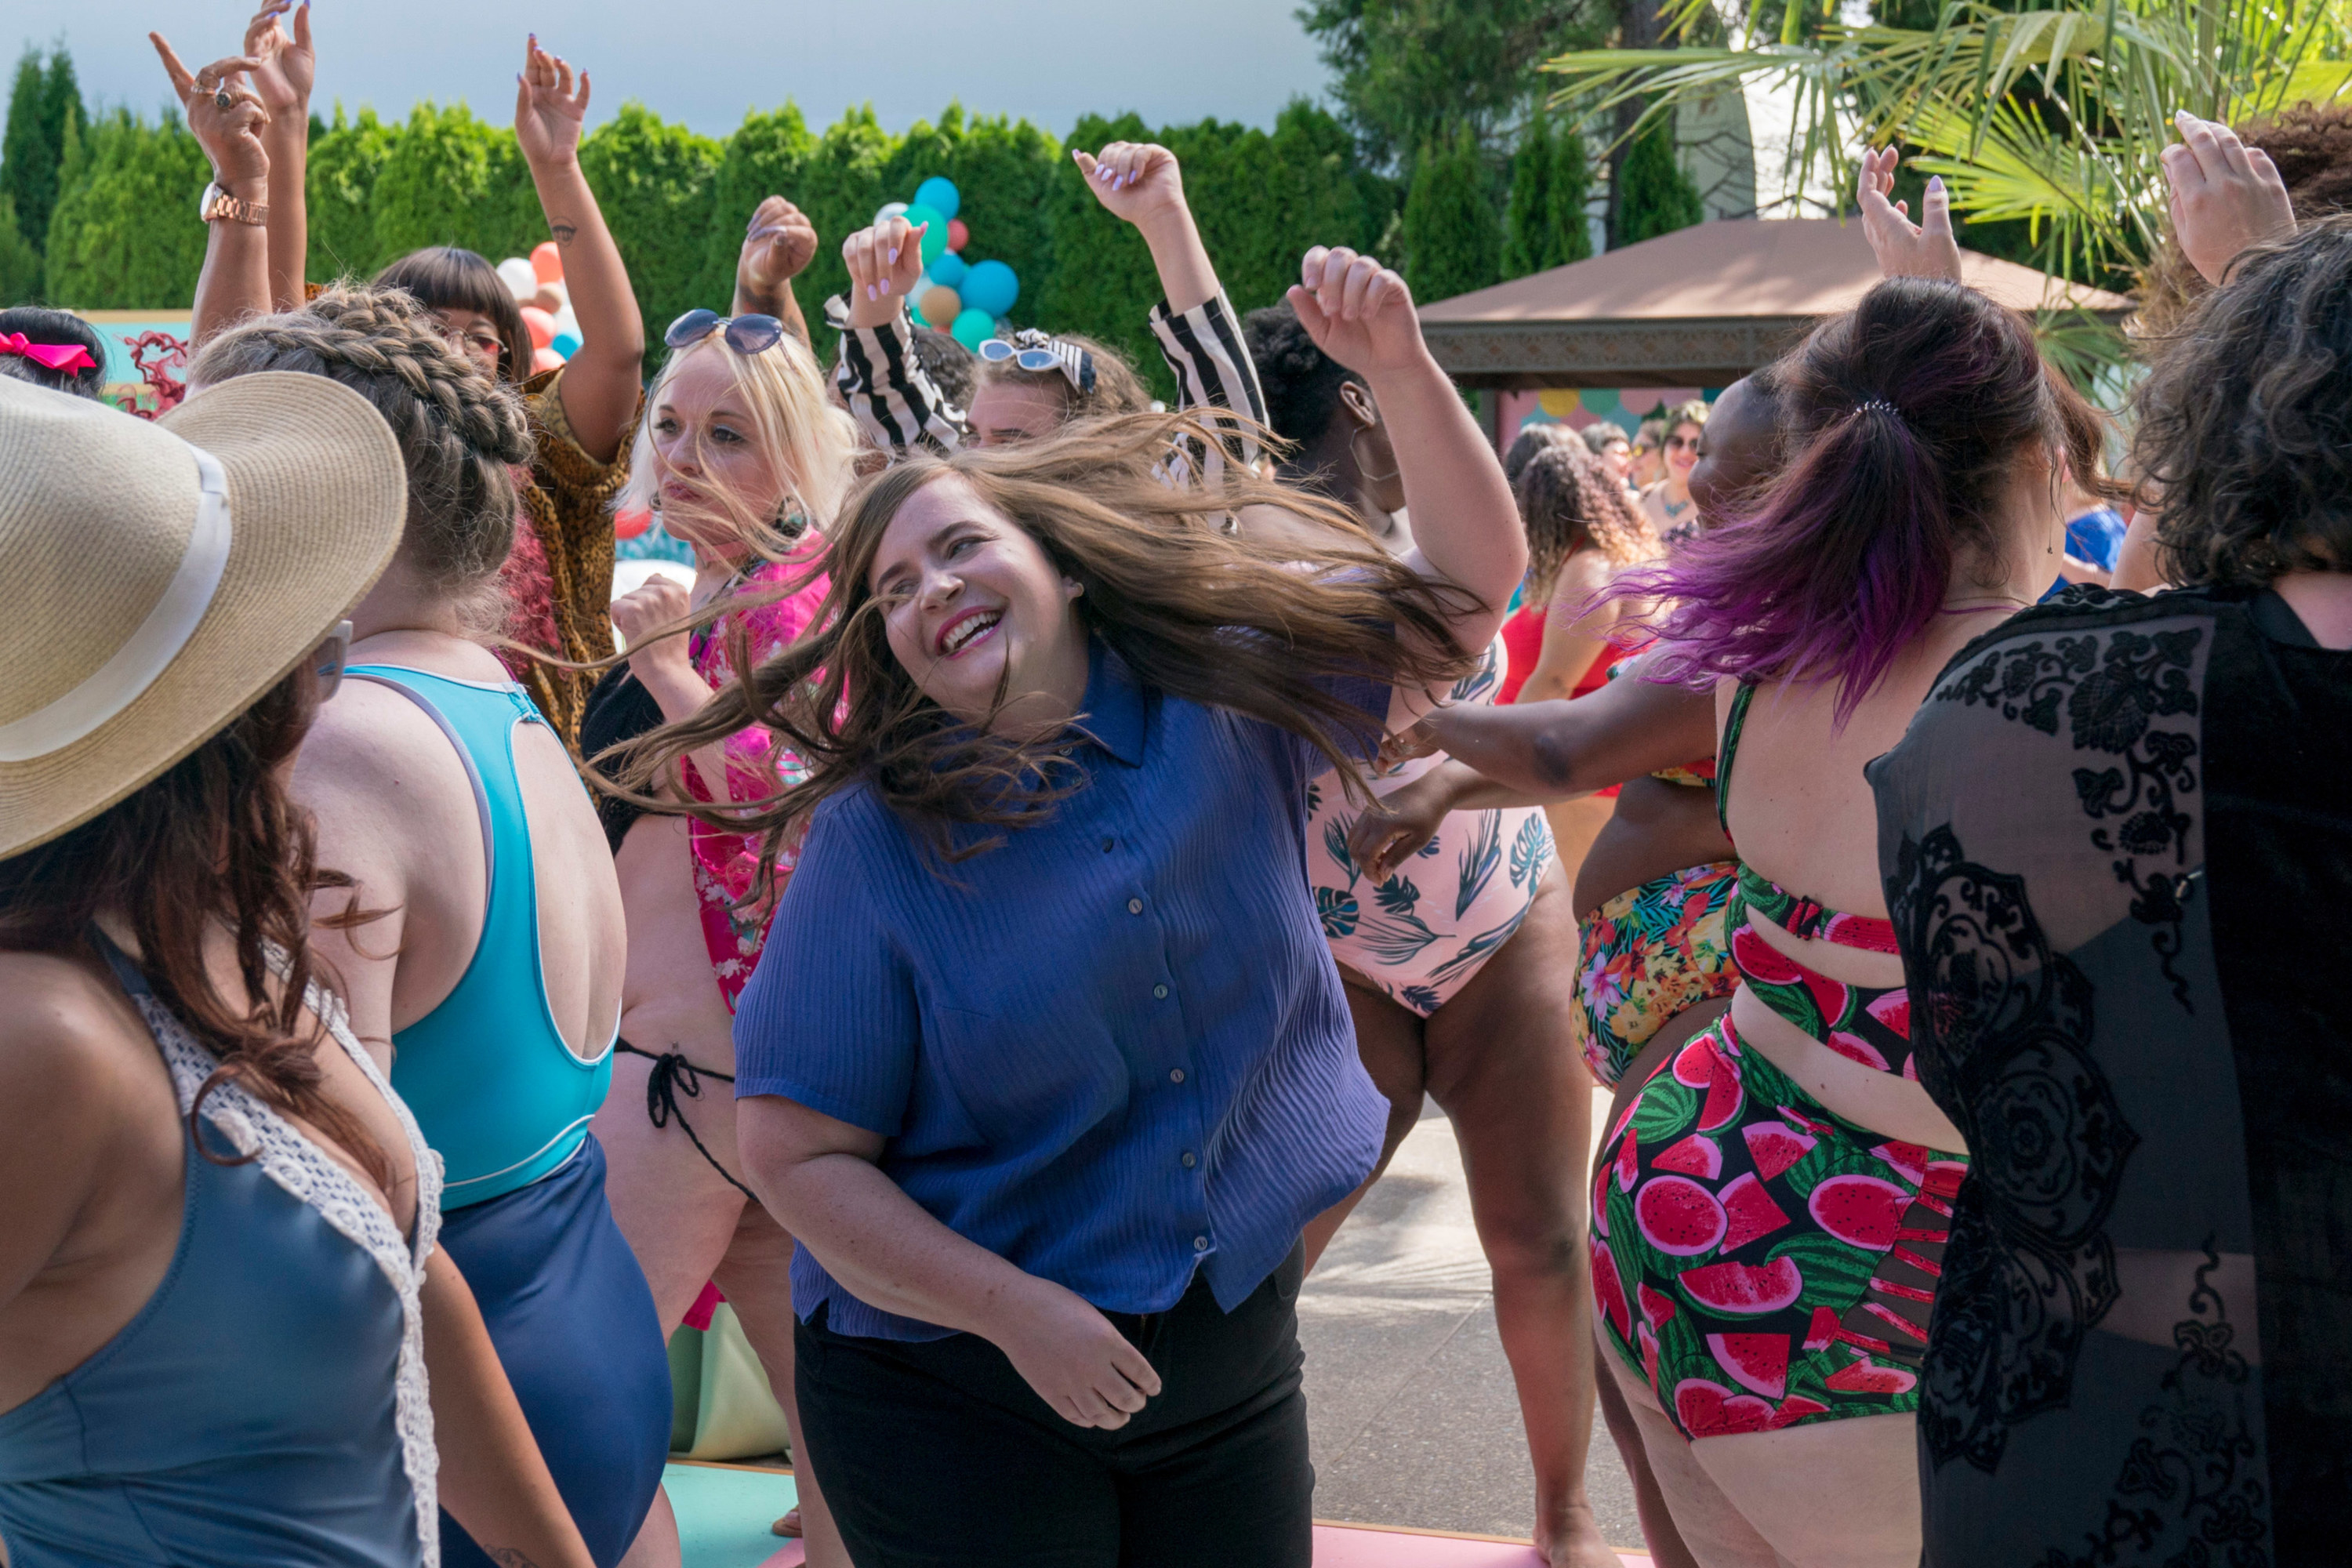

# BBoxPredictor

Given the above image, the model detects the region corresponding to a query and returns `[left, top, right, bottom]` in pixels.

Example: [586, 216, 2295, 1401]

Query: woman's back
[307, 633, 624, 1202]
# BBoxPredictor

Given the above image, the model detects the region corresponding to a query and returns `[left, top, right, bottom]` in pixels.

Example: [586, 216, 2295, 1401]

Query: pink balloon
[520, 306, 557, 349]
[531, 241, 564, 284]
[532, 345, 565, 374]
[947, 218, 969, 253]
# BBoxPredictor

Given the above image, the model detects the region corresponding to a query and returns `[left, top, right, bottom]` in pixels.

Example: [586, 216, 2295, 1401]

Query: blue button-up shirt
[733, 639, 1392, 1341]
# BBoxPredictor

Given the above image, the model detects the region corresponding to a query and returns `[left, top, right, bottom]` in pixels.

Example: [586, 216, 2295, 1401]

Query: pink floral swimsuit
[684, 548, 829, 1010]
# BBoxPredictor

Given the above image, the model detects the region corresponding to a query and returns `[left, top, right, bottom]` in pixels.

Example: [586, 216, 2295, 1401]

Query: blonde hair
[618, 328, 863, 553]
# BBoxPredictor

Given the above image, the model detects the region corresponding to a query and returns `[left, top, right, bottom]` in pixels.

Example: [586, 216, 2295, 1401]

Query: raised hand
[1856, 145, 1962, 284]
[611, 575, 695, 678]
[1073, 142, 1187, 229]
[1285, 246, 1424, 379]
[151, 35, 271, 197]
[514, 34, 589, 172]
[242, 0, 314, 122]
[842, 215, 929, 328]
[2165, 110, 2295, 285]
[739, 197, 818, 297]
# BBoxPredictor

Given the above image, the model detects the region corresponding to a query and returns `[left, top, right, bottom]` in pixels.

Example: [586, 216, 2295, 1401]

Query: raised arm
[2165, 110, 2296, 286]
[242, 0, 313, 312]
[1855, 146, 1963, 285]
[1287, 246, 1525, 661]
[514, 35, 644, 463]
[155, 36, 274, 347]
[731, 195, 818, 347]
[833, 214, 967, 454]
[1077, 140, 1269, 471]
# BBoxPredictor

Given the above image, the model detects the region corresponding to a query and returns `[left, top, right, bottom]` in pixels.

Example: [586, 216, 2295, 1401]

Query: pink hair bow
[0, 332, 100, 376]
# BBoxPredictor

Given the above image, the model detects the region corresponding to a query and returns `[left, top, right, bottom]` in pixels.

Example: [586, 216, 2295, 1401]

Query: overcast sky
[21, 1, 1336, 141]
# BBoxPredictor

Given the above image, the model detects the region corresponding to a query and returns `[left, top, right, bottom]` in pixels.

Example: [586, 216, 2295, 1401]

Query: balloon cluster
[880, 175, 1019, 350]
[495, 242, 578, 374]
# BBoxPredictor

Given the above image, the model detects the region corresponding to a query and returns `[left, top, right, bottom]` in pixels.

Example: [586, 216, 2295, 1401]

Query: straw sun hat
[0, 372, 408, 857]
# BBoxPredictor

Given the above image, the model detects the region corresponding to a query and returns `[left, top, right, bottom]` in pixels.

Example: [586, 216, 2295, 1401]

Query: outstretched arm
[1287, 246, 1525, 664]
[834, 214, 967, 454]
[1387, 649, 1719, 797]
[514, 35, 644, 463]
[243, 0, 313, 312]
[156, 36, 274, 347]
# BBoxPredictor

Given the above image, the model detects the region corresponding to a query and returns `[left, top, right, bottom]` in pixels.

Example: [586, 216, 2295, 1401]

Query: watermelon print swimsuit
[1592, 684, 1965, 1441]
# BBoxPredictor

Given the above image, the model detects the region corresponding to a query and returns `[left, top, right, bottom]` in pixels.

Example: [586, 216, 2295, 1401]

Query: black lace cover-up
[1867, 583, 2351, 1568]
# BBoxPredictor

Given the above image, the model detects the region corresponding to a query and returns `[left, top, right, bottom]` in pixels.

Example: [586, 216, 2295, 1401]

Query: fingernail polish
[1929, 176, 1944, 193]
[887, 246, 898, 264]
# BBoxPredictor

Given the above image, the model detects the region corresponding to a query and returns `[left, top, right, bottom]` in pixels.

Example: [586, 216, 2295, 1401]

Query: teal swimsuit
[347, 666, 613, 1203]
[343, 666, 666, 1568]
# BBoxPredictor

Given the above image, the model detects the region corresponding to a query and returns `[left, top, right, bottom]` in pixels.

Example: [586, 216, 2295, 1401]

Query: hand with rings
[150, 32, 272, 198]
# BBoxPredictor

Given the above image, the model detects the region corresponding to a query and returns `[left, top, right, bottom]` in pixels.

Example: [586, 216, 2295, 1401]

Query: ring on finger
[215, 89, 234, 109]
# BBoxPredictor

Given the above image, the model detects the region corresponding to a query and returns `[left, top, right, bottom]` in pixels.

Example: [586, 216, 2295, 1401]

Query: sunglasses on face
[665, 309, 787, 357]
[314, 619, 353, 702]
[978, 331, 1097, 395]
[1665, 434, 1700, 451]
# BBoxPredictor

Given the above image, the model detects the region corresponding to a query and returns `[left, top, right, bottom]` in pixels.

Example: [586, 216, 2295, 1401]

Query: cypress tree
[1401, 124, 1501, 306]
[1613, 114, 1702, 247]
[1501, 109, 1552, 279]
[1, 47, 84, 259]
[1544, 117, 1594, 267]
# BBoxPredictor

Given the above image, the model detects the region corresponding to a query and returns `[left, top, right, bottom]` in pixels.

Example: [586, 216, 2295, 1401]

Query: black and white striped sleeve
[1149, 290, 1268, 480]
[829, 298, 967, 458]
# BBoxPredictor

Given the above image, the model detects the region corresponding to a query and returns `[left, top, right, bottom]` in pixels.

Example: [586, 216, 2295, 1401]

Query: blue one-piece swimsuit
[348, 666, 670, 1568]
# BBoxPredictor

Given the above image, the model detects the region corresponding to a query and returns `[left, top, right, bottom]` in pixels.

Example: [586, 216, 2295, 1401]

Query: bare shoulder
[296, 682, 477, 826]
[0, 952, 155, 1136]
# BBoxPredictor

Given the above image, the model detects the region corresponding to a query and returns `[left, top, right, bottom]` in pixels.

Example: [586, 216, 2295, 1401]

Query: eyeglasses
[1664, 434, 1701, 451]
[665, 309, 787, 357]
[313, 620, 353, 702]
[978, 330, 1096, 395]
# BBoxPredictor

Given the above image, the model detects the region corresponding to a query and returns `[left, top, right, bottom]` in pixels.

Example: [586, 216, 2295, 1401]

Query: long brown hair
[613, 409, 1479, 866]
[1515, 439, 1657, 601]
[0, 670, 394, 1190]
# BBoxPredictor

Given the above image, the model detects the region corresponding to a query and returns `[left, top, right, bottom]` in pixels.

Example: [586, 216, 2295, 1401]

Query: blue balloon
[913, 176, 960, 221]
[960, 259, 1018, 318]
[927, 251, 969, 289]
[950, 308, 996, 350]
[552, 332, 581, 359]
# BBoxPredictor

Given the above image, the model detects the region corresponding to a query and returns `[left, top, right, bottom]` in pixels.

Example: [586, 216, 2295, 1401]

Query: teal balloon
[913, 176, 960, 221]
[950, 309, 996, 350]
[960, 259, 1018, 318]
[900, 202, 949, 267]
[927, 251, 969, 289]
[551, 332, 581, 359]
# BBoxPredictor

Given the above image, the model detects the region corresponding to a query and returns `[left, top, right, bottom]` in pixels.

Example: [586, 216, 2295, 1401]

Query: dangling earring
[1348, 425, 1401, 485]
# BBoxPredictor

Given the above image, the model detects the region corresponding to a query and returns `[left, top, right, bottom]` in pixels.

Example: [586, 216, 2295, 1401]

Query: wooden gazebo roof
[1418, 217, 2134, 389]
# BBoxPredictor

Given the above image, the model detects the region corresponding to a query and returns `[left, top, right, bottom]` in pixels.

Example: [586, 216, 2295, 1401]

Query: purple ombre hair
[1617, 277, 2099, 720]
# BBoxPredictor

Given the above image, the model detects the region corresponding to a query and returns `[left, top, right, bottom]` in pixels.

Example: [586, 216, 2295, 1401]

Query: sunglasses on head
[978, 330, 1096, 395]
[665, 309, 787, 357]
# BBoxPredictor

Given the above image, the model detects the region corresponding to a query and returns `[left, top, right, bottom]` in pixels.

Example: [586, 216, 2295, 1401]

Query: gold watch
[198, 181, 268, 227]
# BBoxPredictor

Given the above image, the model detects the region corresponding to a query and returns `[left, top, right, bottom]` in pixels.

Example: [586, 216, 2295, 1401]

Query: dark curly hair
[1243, 300, 1361, 446]
[0, 307, 109, 399]
[1515, 439, 1657, 600]
[2132, 214, 2352, 586]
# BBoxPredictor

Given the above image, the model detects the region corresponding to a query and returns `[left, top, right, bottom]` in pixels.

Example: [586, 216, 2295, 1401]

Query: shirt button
[1127, 897, 1144, 915]
[1181, 1151, 1197, 1168]
[1153, 984, 1169, 1000]
[1193, 1235, 1210, 1252]
[1102, 837, 1116, 853]
[1169, 1068, 1186, 1084]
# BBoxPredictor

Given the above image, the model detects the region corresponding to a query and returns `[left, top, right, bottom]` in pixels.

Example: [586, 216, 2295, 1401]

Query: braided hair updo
[190, 286, 535, 615]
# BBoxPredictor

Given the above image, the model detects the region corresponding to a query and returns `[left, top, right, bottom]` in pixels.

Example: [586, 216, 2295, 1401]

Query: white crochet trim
[132, 985, 443, 1568]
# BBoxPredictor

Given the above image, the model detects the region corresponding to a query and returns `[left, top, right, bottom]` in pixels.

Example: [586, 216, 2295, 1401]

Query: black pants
[794, 1245, 1312, 1568]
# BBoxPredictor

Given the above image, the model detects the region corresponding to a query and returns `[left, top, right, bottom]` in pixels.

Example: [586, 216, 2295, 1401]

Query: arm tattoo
[486, 1551, 541, 1568]
[549, 220, 578, 246]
